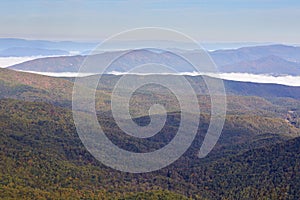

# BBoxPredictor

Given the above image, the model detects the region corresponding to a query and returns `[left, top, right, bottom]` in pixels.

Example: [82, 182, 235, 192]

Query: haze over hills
[7, 44, 300, 76]
[0, 47, 69, 57]
[0, 38, 96, 52]
[0, 38, 275, 53]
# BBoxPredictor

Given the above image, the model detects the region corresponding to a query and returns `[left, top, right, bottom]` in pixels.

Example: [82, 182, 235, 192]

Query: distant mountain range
[7, 44, 300, 76]
[0, 47, 69, 57]
[0, 38, 278, 51]
[0, 38, 96, 52]
[221, 55, 300, 75]
[211, 44, 300, 65]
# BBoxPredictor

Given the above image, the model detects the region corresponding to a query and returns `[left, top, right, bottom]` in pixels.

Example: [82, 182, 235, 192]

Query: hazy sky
[1, 0, 300, 43]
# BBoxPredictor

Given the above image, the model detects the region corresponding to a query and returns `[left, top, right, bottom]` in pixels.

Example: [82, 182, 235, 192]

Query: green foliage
[121, 190, 190, 200]
[0, 99, 299, 199]
[1, 69, 300, 199]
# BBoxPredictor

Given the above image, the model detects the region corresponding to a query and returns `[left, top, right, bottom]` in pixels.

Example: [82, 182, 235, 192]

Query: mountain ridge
[221, 55, 300, 75]
[7, 44, 300, 75]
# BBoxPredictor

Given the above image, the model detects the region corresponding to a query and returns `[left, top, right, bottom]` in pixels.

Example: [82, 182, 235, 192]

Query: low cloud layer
[0, 56, 42, 68]
[3, 56, 299, 86]
[9, 70, 300, 87]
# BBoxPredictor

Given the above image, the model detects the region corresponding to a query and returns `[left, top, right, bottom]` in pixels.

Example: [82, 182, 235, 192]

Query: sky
[1, 0, 300, 43]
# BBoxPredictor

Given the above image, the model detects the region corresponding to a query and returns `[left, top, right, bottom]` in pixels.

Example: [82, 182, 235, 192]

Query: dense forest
[0, 68, 300, 199]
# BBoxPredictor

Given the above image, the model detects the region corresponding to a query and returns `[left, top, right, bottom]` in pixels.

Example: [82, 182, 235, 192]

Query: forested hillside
[0, 98, 299, 199]
[0, 68, 300, 199]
